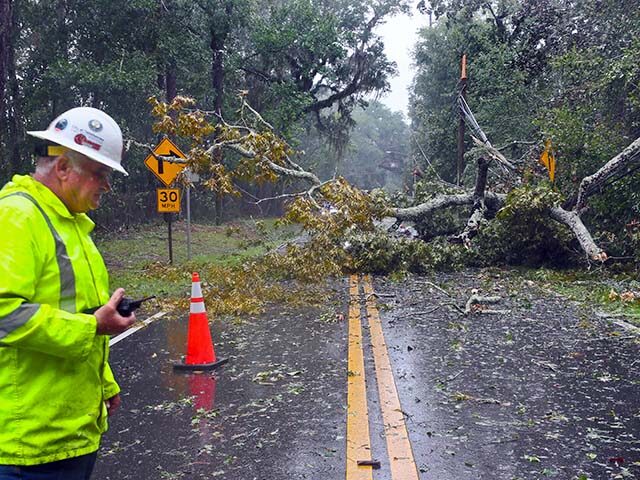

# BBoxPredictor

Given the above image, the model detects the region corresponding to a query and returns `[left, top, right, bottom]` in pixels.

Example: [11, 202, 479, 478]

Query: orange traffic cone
[173, 272, 228, 371]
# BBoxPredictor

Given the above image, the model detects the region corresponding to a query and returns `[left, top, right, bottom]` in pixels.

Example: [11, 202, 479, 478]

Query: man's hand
[95, 288, 136, 335]
[105, 394, 121, 416]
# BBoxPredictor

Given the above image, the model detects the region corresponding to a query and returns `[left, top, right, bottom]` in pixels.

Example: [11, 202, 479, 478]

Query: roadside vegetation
[96, 218, 338, 320]
[97, 217, 640, 328]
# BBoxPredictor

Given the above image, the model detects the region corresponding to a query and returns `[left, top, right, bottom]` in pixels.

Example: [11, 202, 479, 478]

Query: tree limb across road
[147, 96, 640, 264]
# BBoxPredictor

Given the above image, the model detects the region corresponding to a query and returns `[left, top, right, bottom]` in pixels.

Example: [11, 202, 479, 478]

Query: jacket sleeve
[0, 199, 96, 360]
[102, 358, 121, 400]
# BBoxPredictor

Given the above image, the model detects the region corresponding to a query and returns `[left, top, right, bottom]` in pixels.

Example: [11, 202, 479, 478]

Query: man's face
[62, 154, 113, 213]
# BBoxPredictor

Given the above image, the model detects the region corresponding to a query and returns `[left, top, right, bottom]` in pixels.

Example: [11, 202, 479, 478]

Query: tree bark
[0, 0, 10, 123]
[572, 136, 640, 211]
[450, 157, 489, 246]
[166, 61, 177, 102]
[392, 191, 506, 222]
[1, 0, 24, 173]
[549, 206, 607, 261]
[210, 1, 233, 225]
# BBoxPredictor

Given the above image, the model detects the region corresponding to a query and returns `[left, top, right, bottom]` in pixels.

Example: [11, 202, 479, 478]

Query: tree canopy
[1, 0, 412, 226]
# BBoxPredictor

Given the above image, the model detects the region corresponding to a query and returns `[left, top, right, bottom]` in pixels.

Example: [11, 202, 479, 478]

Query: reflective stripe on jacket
[0, 174, 119, 465]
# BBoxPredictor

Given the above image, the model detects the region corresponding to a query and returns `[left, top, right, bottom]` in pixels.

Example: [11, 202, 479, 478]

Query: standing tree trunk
[156, 0, 177, 104]
[0, 0, 24, 174]
[0, 0, 10, 123]
[210, 1, 233, 225]
[165, 60, 177, 103]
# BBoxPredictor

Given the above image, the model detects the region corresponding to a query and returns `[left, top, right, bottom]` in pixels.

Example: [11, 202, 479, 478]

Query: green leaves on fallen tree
[276, 178, 389, 280]
[474, 183, 576, 266]
[143, 97, 399, 313]
[148, 95, 289, 194]
[498, 182, 563, 218]
[346, 233, 471, 274]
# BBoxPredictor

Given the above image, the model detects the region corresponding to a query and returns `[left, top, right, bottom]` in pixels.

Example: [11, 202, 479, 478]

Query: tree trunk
[1, 0, 24, 173]
[215, 190, 223, 225]
[449, 157, 489, 246]
[0, 0, 10, 123]
[392, 191, 506, 222]
[549, 206, 606, 261]
[210, 2, 232, 225]
[572, 136, 640, 211]
[166, 61, 177, 102]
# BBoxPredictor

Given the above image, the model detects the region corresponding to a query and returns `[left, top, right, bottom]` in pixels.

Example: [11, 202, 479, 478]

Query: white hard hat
[27, 107, 128, 175]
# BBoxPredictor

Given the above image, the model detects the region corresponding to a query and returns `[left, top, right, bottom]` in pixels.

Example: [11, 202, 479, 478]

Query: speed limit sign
[157, 188, 181, 213]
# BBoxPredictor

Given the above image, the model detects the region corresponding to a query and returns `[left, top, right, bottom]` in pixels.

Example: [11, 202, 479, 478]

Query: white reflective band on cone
[190, 279, 206, 313]
[191, 280, 203, 299]
[190, 300, 206, 314]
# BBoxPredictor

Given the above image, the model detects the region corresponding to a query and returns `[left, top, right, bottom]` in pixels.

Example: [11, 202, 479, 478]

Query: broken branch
[464, 293, 502, 315]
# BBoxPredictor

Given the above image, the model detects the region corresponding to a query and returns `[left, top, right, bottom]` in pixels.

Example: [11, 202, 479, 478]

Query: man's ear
[53, 155, 73, 180]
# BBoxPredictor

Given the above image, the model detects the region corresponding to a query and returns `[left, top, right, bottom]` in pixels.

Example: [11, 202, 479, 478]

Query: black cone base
[172, 357, 229, 372]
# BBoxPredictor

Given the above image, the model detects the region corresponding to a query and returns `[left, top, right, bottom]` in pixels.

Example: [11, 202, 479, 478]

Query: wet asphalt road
[94, 270, 640, 480]
[95, 283, 350, 480]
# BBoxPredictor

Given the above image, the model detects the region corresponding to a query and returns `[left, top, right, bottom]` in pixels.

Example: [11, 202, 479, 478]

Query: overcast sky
[375, 12, 424, 119]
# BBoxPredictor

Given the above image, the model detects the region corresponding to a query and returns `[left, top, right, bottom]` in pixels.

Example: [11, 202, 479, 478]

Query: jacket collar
[8, 175, 96, 233]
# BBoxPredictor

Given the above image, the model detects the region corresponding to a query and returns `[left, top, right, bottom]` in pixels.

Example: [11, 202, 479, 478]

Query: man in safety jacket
[0, 107, 136, 480]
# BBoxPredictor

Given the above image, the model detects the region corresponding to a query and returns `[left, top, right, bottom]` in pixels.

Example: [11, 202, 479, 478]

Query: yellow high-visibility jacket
[0, 174, 119, 465]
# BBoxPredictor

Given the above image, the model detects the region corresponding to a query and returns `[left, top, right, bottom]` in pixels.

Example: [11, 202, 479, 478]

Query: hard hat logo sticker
[74, 133, 102, 151]
[55, 119, 68, 131]
[88, 119, 103, 132]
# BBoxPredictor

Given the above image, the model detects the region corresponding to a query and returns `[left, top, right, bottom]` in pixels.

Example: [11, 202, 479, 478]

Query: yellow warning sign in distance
[539, 139, 556, 183]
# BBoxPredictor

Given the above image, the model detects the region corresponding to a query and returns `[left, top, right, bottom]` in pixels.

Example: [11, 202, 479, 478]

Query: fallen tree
[142, 95, 640, 267]
[390, 136, 640, 263]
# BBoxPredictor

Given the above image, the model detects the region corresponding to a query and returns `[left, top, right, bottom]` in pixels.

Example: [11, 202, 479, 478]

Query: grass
[518, 266, 640, 321]
[95, 218, 301, 300]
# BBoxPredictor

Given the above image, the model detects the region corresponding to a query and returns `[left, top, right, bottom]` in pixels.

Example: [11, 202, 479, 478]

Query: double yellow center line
[346, 275, 420, 479]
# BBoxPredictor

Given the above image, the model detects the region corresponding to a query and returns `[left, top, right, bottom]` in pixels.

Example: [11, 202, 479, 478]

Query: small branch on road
[464, 292, 502, 315]
[489, 436, 520, 445]
[532, 360, 559, 373]
[611, 319, 640, 335]
[422, 281, 453, 298]
[476, 397, 510, 405]
[366, 292, 396, 301]
[446, 302, 466, 315]
[596, 311, 640, 320]
[407, 306, 441, 315]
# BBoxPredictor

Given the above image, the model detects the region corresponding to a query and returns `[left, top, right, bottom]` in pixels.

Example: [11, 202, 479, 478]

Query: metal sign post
[162, 213, 173, 264]
[184, 169, 200, 262]
[144, 138, 187, 264]
[157, 189, 181, 265]
[186, 185, 191, 261]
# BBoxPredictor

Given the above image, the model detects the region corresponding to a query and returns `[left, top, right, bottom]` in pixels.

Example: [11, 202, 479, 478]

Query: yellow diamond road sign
[144, 138, 187, 186]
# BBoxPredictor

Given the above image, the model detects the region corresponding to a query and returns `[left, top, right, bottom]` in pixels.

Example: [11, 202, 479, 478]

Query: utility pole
[457, 53, 467, 186]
